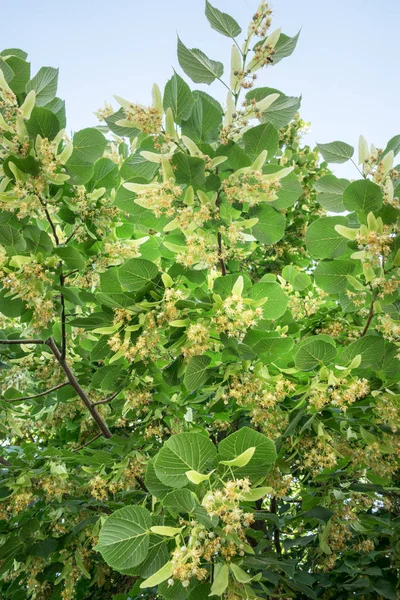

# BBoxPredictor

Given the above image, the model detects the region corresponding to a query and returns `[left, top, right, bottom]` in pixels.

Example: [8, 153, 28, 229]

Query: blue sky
[2, 0, 399, 177]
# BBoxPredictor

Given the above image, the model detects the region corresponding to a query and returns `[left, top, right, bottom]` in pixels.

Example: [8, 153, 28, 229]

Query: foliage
[0, 3, 399, 600]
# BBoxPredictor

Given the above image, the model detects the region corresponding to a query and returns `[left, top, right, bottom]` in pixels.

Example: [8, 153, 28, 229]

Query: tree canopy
[0, 2, 399, 599]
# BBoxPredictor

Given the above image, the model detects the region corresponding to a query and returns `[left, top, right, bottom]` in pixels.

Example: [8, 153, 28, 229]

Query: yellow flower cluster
[373, 392, 399, 432]
[136, 181, 183, 217]
[248, 2, 273, 37]
[222, 170, 280, 206]
[377, 314, 400, 342]
[177, 235, 219, 269]
[183, 322, 212, 358]
[300, 437, 337, 475]
[357, 228, 394, 264]
[123, 103, 162, 134]
[309, 378, 370, 412]
[214, 294, 263, 339]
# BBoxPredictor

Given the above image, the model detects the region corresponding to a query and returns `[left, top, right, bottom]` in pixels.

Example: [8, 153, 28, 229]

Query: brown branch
[92, 390, 122, 406]
[0, 339, 45, 345]
[4, 382, 69, 403]
[59, 272, 67, 360]
[64, 227, 79, 245]
[40, 199, 60, 246]
[216, 187, 227, 276]
[135, 475, 148, 493]
[73, 432, 103, 452]
[360, 294, 376, 337]
[45, 337, 112, 438]
[0, 456, 11, 467]
[270, 496, 282, 554]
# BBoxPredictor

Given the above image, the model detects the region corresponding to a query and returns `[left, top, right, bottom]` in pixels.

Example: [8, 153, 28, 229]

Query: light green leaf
[314, 260, 355, 294]
[272, 31, 300, 65]
[205, 1, 242, 38]
[243, 123, 279, 160]
[240, 486, 273, 501]
[210, 563, 229, 596]
[218, 427, 277, 479]
[249, 205, 285, 245]
[295, 337, 337, 371]
[154, 432, 217, 488]
[249, 281, 288, 319]
[314, 174, 349, 213]
[71, 128, 107, 163]
[55, 247, 86, 270]
[95, 506, 151, 571]
[184, 355, 211, 391]
[305, 216, 350, 259]
[317, 141, 354, 164]
[220, 447, 255, 467]
[177, 37, 223, 84]
[342, 179, 383, 213]
[26, 66, 58, 106]
[185, 470, 213, 484]
[163, 489, 198, 514]
[140, 561, 173, 589]
[150, 526, 182, 537]
[119, 258, 159, 291]
[163, 72, 194, 124]
[26, 106, 60, 141]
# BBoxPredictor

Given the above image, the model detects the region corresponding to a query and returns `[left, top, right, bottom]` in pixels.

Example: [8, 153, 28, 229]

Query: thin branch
[64, 269, 79, 279]
[270, 496, 282, 554]
[73, 432, 103, 452]
[0, 456, 11, 467]
[92, 390, 122, 406]
[59, 272, 67, 360]
[215, 184, 227, 276]
[0, 339, 44, 345]
[40, 199, 60, 246]
[64, 226, 79, 245]
[350, 158, 366, 179]
[360, 294, 376, 337]
[135, 475, 148, 493]
[4, 382, 69, 403]
[45, 337, 112, 438]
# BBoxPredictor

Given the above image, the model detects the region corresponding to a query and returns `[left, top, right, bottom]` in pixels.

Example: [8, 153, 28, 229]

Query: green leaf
[314, 175, 349, 212]
[339, 335, 385, 369]
[5, 56, 30, 93]
[23, 225, 53, 254]
[370, 579, 398, 600]
[55, 247, 86, 270]
[218, 427, 277, 479]
[154, 432, 217, 488]
[295, 336, 337, 371]
[281, 265, 311, 291]
[306, 216, 349, 259]
[65, 156, 94, 185]
[249, 281, 288, 319]
[317, 141, 354, 164]
[121, 153, 159, 181]
[0, 225, 26, 253]
[210, 563, 229, 596]
[140, 561, 173, 589]
[272, 31, 300, 64]
[219, 447, 255, 467]
[342, 179, 383, 213]
[184, 355, 211, 391]
[105, 107, 140, 138]
[243, 123, 279, 160]
[145, 459, 171, 499]
[314, 260, 355, 294]
[172, 153, 206, 187]
[95, 506, 151, 571]
[249, 205, 286, 245]
[177, 37, 223, 84]
[205, 1, 241, 38]
[163, 72, 194, 124]
[163, 489, 198, 514]
[26, 106, 60, 141]
[26, 66, 58, 106]
[119, 258, 159, 291]
[247, 87, 301, 129]
[150, 526, 182, 537]
[243, 331, 294, 362]
[181, 91, 223, 144]
[240, 486, 273, 501]
[3, 154, 41, 179]
[71, 128, 107, 163]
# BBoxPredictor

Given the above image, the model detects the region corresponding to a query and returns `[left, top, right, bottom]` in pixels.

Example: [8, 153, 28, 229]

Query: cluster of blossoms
[300, 436, 337, 475]
[64, 186, 119, 242]
[356, 226, 394, 264]
[0, 259, 55, 330]
[183, 322, 212, 358]
[222, 169, 280, 206]
[248, 1, 273, 37]
[89, 457, 145, 501]
[213, 293, 263, 339]
[133, 181, 183, 217]
[177, 234, 219, 268]
[376, 314, 400, 342]
[309, 378, 370, 412]
[283, 285, 327, 320]
[372, 391, 399, 431]
[121, 102, 162, 134]
[167, 479, 255, 588]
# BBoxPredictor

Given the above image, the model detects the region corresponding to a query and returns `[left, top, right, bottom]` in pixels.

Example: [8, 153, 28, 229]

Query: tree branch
[92, 390, 122, 406]
[360, 294, 376, 337]
[0, 456, 11, 467]
[216, 186, 227, 276]
[5, 382, 69, 403]
[0, 339, 45, 345]
[73, 432, 103, 452]
[45, 337, 112, 438]
[270, 496, 282, 554]
[59, 272, 67, 360]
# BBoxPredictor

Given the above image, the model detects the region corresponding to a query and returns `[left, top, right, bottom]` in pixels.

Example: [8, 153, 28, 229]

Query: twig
[64, 227, 79, 245]
[270, 497, 282, 554]
[4, 382, 69, 403]
[73, 432, 103, 452]
[46, 337, 112, 438]
[40, 199, 60, 246]
[215, 185, 227, 276]
[0, 339, 44, 345]
[360, 294, 376, 337]
[59, 272, 67, 360]
[135, 475, 148, 493]
[92, 390, 122, 406]
[0, 456, 11, 467]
